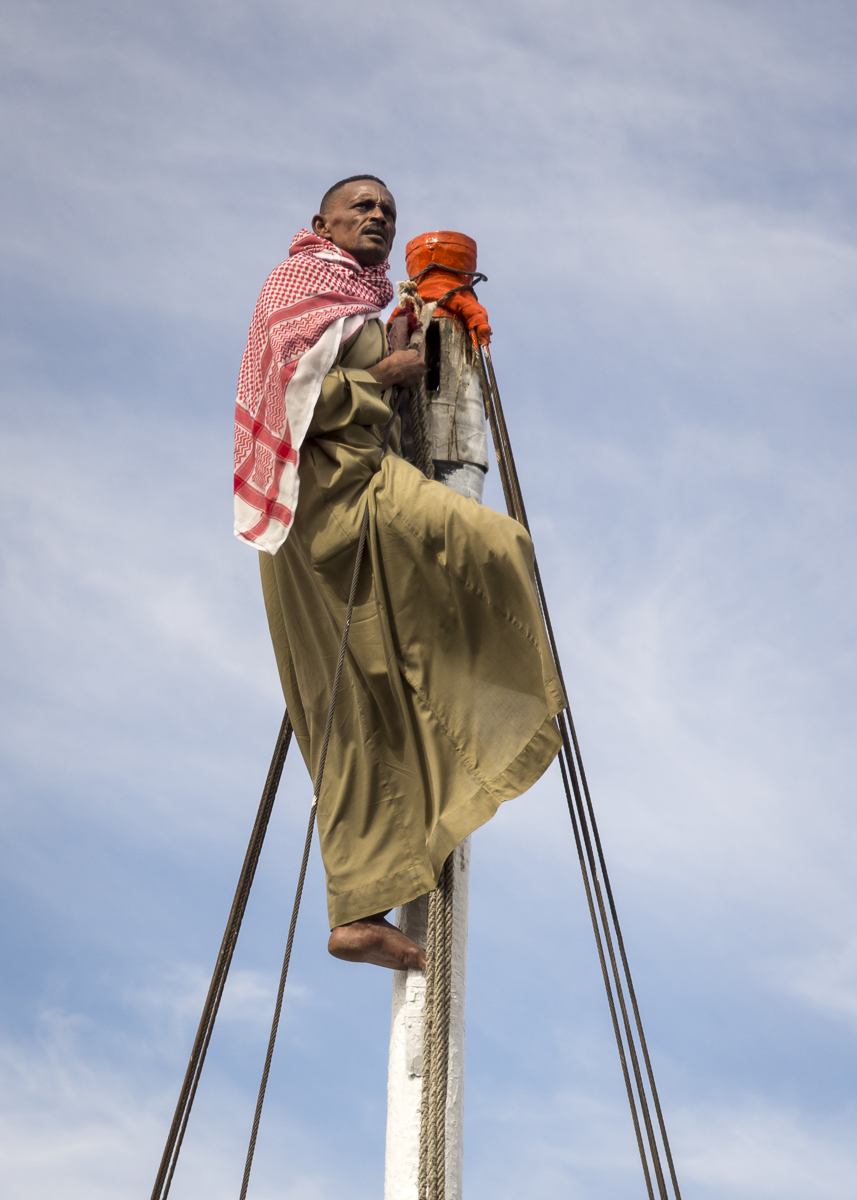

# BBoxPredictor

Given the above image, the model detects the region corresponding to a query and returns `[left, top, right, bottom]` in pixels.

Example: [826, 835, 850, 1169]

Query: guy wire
[150, 711, 293, 1200]
[479, 335, 673, 1197]
[151, 326, 683, 1200]
[237, 389, 406, 1199]
[472, 334, 682, 1200]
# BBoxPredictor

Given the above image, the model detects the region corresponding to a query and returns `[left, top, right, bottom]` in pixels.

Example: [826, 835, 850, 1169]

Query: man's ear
[311, 212, 329, 237]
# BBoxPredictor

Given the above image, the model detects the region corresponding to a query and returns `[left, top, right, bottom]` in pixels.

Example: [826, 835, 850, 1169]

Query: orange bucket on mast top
[403, 231, 491, 344]
[405, 230, 478, 279]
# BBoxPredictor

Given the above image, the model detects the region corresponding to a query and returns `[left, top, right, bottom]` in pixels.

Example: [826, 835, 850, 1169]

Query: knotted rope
[418, 854, 455, 1200]
[409, 374, 435, 480]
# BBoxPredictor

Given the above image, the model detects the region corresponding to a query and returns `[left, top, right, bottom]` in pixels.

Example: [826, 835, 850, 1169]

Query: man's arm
[367, 349, 424, 390]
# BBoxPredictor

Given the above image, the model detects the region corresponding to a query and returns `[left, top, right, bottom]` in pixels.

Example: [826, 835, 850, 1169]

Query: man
[235, 177, 564, 971]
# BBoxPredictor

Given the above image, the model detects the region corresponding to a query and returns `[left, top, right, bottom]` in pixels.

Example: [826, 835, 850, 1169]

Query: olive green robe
[260, 319, 564, 928]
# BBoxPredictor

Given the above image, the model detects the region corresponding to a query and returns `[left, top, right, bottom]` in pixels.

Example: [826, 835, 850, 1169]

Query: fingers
[381, 350, 422, 386]
[392, 349, 422, 369]
[392, 350, 425, 387]
[368, 350, 426, 388]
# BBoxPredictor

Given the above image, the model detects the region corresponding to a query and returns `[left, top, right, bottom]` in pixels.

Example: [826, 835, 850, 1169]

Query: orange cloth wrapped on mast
[389, 230, 492, 345]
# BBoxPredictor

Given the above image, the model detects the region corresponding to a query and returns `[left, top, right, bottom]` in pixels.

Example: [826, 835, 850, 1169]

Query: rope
[409, 375, 435, 480]
[395, 281, 436, 480]
[473, 336, 661, 1192]
[237, 389, 406, 1199]
[409, 264, 488, 286]
[483, 340, 673, 1194]
[471, 334, 683, 1200]
[150, 712, 293, 1200]
[418, 854, 454, 1200]
[154, 377, 406, 1200]
[153, 310, 682, 1200]
[468, 331, 681, 1200]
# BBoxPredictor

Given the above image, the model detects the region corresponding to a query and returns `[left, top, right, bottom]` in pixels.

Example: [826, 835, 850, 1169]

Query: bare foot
[328, 913, 426, 971]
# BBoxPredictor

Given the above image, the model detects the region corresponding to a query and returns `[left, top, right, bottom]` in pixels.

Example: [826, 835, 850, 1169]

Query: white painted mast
[384, 838, 470, 1200]
[384, 288, 489, 1199]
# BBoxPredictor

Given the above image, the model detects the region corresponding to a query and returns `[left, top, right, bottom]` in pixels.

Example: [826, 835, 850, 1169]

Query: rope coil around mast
[418, 854, 455, 1200]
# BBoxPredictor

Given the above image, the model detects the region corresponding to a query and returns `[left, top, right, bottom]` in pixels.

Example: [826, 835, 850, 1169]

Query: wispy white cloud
[463, 1065, 857, 1199]
[675, 1099, 857, 1199]
[775, 936, 857, 1029]
[0, 1014, 338, 1200]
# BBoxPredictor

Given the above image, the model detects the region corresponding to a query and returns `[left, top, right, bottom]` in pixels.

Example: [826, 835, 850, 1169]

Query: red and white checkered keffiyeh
[234, 229, 394, 554]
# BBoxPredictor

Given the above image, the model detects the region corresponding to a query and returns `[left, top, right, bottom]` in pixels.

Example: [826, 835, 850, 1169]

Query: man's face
[311, 181, 397, 266]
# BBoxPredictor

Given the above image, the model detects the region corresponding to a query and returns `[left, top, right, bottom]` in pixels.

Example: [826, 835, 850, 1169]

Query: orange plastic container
[405, 231, 478, 280]
[401, 230, 491, 343]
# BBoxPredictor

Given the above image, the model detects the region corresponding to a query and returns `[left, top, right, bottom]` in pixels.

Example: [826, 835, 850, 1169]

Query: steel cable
[472, 335, 682, 1200]
[152, 322, 681, 1200]
[237, 392, 405, 1198]
[480, 335, 670, 1196]
[150, 711, 293, 1200]
[152, 388, 404, 1200]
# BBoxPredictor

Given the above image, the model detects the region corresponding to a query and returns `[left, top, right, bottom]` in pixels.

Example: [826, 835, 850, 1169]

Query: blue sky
[1, 1, 856, 1196]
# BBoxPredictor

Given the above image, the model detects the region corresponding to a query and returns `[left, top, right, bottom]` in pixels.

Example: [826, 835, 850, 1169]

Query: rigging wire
[150, 711, 293, 1200]
[237, 391, 406, 1198]
[150, 314, 682, 1200]
[472, 334, 682, 1200]
[150, 391, 404, 1200]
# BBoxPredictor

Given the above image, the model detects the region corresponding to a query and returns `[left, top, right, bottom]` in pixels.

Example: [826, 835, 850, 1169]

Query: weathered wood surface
[424, 319, 489, 469]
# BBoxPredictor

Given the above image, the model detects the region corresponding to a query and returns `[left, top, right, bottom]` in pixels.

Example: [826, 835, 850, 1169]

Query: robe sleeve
[308, 365, 395, 437]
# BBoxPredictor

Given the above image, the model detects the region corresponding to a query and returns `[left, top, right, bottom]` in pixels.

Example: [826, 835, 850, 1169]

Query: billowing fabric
[234, 229, 394, 555]
[260, 320, 565, 928]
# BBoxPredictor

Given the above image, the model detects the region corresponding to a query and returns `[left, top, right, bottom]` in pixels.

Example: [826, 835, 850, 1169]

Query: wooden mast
[384, 840, 470, 1200]
[384, 235, 490, 1198]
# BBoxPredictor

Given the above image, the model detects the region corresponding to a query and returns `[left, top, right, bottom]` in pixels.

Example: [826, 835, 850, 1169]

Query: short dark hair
[319, 174, 389, 214]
